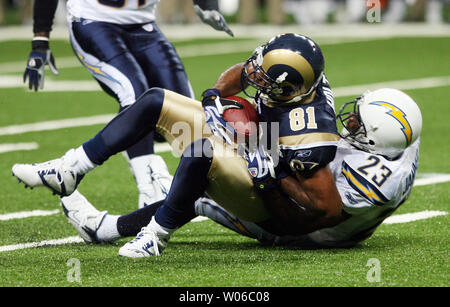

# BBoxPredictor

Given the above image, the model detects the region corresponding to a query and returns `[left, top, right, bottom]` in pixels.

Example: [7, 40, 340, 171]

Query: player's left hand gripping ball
[23, 39, 59, 91]
[202, 90, 243, 144]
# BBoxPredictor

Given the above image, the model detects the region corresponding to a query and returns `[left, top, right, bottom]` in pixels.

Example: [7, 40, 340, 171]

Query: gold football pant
[156, 89, 270, 222]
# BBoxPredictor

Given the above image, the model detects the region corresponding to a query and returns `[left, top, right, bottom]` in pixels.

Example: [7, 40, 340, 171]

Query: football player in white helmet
[45, 88, 422, 250]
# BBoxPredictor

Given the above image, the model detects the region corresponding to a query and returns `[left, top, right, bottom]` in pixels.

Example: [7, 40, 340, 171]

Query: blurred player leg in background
[344, 0, 367, 23]
[267, 0, 287, 24]
[425, 0, 444, 23]
[238, 0, 258, 24]
[285, 0, 335, 25]
[159, 0, 198, 24]
[238, 0, 286, 24]
[383, 0, 407, 23]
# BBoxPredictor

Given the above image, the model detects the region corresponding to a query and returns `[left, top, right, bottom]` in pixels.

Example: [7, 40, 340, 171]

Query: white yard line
[1, 23, 449, 42]
[0, 208, 447, 253]
[1, 74, 448, 94]
[0, 142, 38, 154]
[333, 76, 450, 98]
[0, 209, 59, 221]
[0, 236, 84, 253]
[0, 75, 448, 137]
[414, 173, 450, 187]
[0, 171, 447, 253]
[0, 37, 378, 75]
[383, 210, 448, 224]
[0, 114, 115, 136]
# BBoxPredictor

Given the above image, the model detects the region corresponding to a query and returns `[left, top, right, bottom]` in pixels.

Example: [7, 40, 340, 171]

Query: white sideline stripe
[0, 75, 448, 137]
[0, 210, 446, 253]
[383, 210, 448, 225]
[414, 174, 450, 186]
[0, 142, 38, 154]
[0, 236, 84, 253]
[333, 76, 450, 98]
[0, 37, 375, 75]
[0, 114, 115, 136]
[1, 74, 448, 94]
[0, 209, 59, 221]
[1, 23, 449, 42]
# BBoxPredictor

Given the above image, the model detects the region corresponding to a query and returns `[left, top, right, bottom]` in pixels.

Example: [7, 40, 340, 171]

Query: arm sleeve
[193, 0, 219, 11]
[33, 0, 59, 34]
[281, 145, 338, 174]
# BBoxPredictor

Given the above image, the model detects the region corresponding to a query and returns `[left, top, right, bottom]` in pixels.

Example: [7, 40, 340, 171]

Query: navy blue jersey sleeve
[33, 0, 58, 33]
[281, 143, 338, 173]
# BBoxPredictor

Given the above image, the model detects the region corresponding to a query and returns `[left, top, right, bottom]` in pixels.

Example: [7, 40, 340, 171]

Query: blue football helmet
[242, 33, 325, 105]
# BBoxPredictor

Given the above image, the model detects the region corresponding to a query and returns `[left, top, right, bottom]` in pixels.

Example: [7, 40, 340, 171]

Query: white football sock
[148, 154, 170, 175]
[123, 153, 155, 195]
[148, 216, 175, 239]
[64, 146, 97, 175]
[96, 214, 121, 242]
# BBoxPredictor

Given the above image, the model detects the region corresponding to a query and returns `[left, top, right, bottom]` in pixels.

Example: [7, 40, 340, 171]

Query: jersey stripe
[341, 161, 389, 206]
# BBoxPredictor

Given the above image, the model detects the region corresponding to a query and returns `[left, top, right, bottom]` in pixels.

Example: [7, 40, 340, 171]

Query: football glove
[244, 144, 278, 191]
[193, 5, 234, 37]
[23, 39, 59, 91]
[202, 89, 242, 145]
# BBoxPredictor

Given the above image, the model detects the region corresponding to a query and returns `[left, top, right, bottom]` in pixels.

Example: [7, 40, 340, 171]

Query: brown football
[222, 96, 259, 141]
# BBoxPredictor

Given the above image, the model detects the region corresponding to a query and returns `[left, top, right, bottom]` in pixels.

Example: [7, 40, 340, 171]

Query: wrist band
[201, 88, 221, 99]
[33, 36, 49, 41]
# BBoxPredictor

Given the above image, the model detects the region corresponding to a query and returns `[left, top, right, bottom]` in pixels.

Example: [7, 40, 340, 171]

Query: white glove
[194, 5, 234, 37]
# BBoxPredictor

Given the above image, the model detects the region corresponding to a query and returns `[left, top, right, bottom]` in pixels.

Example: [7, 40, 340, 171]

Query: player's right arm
[259, 165, 344, 235]
[24, 0, 59, 91]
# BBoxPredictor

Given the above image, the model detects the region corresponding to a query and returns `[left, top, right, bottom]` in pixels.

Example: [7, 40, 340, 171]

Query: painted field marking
[0, 114, 115, 136]
[0, 209, 447, 253]
[1, 23, 449, 42]
[0, 142, 38, 154]
[0, 75, 448, 138]
[0, 236, 84, 253]
[383, 210, 448, 224]
[0, 37, 393, 74]
[0, 209, 59, 221]
[333, 76, 450, 98]
[414, 173, 450, 187]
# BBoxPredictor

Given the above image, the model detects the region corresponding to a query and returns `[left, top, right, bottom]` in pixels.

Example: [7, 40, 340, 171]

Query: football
[222, 96, 259, 141]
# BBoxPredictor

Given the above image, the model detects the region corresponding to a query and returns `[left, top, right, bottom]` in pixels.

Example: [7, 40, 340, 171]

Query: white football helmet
[338, 88, 422, 159]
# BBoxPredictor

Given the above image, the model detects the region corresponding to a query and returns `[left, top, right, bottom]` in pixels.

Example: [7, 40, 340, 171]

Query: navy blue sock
[83, 88, 164, 165]
[117, 200, 165, 237]
[154, 138, 214, 229]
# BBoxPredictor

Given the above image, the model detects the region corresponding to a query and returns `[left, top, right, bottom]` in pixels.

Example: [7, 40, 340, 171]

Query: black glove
[23, 39, 59, 91]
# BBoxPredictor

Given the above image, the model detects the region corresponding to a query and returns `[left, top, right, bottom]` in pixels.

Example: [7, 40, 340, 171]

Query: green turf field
[0, 35, 448, 287]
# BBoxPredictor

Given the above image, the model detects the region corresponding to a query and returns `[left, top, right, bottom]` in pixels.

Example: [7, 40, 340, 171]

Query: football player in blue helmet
[51, 88, 422, 250]
[13, 34, 344, 257]
[242, 33, 325, 105]
[22, 0, 233, 209]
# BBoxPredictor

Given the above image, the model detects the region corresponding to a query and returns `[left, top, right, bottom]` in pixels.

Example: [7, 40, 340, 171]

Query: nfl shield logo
[248, 167, 258, 177]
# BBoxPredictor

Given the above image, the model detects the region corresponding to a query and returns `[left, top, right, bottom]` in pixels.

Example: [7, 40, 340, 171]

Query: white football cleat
[118, 222, 169, 258]
[12, 157, 83, 196]
[60, 190, 107, 243]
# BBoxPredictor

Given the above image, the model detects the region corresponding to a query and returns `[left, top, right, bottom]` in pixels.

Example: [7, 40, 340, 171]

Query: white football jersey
[67, 0, 159, 24]
[276, 138, 420, 247]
